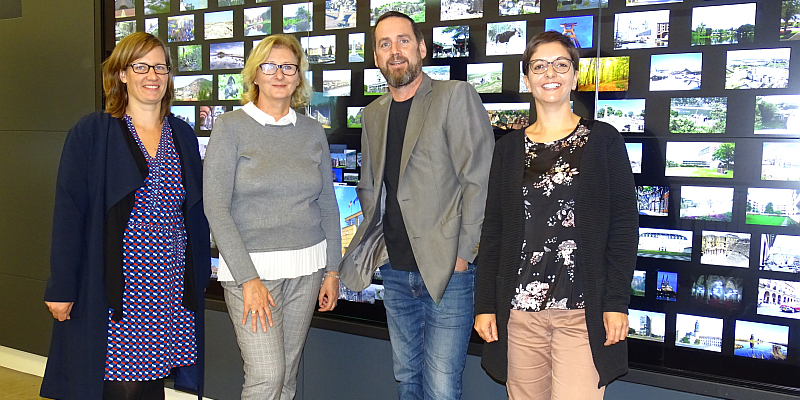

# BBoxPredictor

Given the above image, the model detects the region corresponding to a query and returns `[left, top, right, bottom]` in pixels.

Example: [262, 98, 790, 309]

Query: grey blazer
[339, 74, 494, 303]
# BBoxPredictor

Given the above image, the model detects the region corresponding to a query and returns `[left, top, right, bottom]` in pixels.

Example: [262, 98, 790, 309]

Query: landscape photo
[370, 0, 425, 25]
[346, 107, 364, 128]
[650, 53, 702, 91]
[422, 65, 451, 81]
[180, 0, 207, 11]
[665, 142, 734, 179]
[209, 42, 244, 70]
[760, 234, 800, 274]
[638, 228, 692, 261]
[217, 74, 243, 101]
[670, 97, 726, 134]
[578, 56, 629, 92]
[545, 15, 593, 49]
[755, 95, 800, 134]
[758, 279, 800, 320]
[734, 320, 789, 361]
[625, 143, 641, 174]
[432, 26, 470, 58]
[301, 35, 336, 64]
[168, 15, 194, 42]
[116, 0, 137, 18]
[761, 142, 800, 181]
[244, 6, 271, 36]
[656, 271, 678, 301]
[556, 0, 607, 11]
[348, 33, 365, 62]
[173, 75, 212, 101]
[614, 9, 669, 50]
[627, 309, 665, 342]
[363, 68, 388, 95]
[440, 0, 483, 21]
[284, 2, 313, 33]
[691, 3, 756, 46]
[115, 21, 136, 44]
[144, 0, 170, 15]
[178, 45, 202, 71]
[690, 274, 743, 308]
[726, 48, 790, 90]
[596, 99, 645, 133]
[467, 63, 503, 94]
[323, 70, 351, 97]
[499, 0, 540, 16]
[171, 105, 195, 129]
[307, 92, 336, 129]
[483, 103, 530, 130]
[675, 313, 723, 352]
[680, 186, 734, 222]
[631, 270, 646, 296]
[636, 186, 668, 216]
[781, 0, 800, 41]
[700, 231, 750, 268]
[486, 21, 526, 56]
[219, 0, 244, 5]
[205, 11, 234, 40]
[325, 0, 356, 30]
[746, 188, 800, 226]
[627, 0, 681, 5]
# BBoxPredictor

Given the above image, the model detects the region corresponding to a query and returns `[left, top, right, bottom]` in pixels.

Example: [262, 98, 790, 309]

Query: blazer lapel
[371, 94, 392, 191]
[399, 74, 433, 181]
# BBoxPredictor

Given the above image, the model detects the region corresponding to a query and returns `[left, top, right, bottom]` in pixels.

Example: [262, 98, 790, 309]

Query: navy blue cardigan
[474, 120, 638, 387]
[41, 111, 210, 400]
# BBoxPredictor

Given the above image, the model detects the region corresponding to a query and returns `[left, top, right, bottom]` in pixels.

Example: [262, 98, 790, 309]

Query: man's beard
[381, 55, 422, 88]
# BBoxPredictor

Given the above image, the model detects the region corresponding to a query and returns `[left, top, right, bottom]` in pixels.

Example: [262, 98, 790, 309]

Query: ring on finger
[251, 310, 257, 314]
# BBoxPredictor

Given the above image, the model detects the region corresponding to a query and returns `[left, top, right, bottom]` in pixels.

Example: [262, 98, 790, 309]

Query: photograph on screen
[650, 53, 702, 91]
[636, 186, 668, 216]
[144, 0, 169, 15]
[145, 18, 158, 35]
[323, 70, 351, 97]
[345, 150, 357, 169]
[307, 92, 335, 129]
[197, 136, 209, 160]
[760, 234, 800, 273]
[726, 48, 790, 90]
[283, 2, 313, 33]
[330, 144, 347, 169]
[432, 26, 470, 58]
[210, 256, 218, 279]
[347, 107, 364, 128]
[348, 33, 365, 62]
[578, 56, 629, 92]
[325, 0, 356, 30]
[556, 0, 607, 11]
[701, 231, 750, 268]
[639, 228, 692, 261]
[545, 15, 593, 49]
[690, 274, 743, 307]
[344, 172, 359, 183]
[181, 0, 207, 10]
[338, 282, 384, 304]
[656, 271, 678, 301]
[422, 66, 451, 81]
[199, 106, 225, 131]
[174, 75, 212, 101]
[115, 21, 136, 44]
[244, 7, 271, 36]
[665, 142, 734, 179]
[675, 313, 722, 352]
[301, 35, 336, 64]
[371, 0, 425, 25]
[178, 45, 201, 72]
[519, 62, 529, 93]
[486, 21, 526, 56]
[332, 168, 343, 183]
[625, 143, 642, 174]
[746, 188, 800, 226]
[758, 279, 800, 319]
[467, 63, 503, 94]
[762, 142, 800, 182]
[209, 42, 244, 70]
[205, 11, 233, 40]
[596, 99, 645, 133]
[755, 95, 800, 134]
[627, 0, 681, 5]
[631, 270, 646, 296]
[691, 3, 756, 46]
[499, 0, 540, 16]
[734, 320, 788, 361]
[483, 103, 530, 130]
[781, 0, 800, 41]
[627, 309, 665, 342]
[364, 68, 389, 95]
[441, 0, 483, 21]
[334, 184, 363, 255]
[168, 15, 195, 42]
[218, 74, 243, 101]
[669, 97, 727, 134]
[614, 10, 669, 50]
[680, 186, 733, 222]
[171, 106, 195, 129]
[219, 0, 244, 6]
[116, 0, 137, 18]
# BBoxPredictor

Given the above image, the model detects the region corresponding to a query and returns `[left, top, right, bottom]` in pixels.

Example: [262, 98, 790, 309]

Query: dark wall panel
[0, 274, 52, 355]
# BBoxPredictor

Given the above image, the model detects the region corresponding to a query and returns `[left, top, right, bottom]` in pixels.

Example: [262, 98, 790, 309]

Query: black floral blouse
[512, 119, 590, 312]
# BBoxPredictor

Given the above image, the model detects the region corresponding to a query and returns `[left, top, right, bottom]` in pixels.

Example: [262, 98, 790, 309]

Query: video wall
[106, 0, 800, 393]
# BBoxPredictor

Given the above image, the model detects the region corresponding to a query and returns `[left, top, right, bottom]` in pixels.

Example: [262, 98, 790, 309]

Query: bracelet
[325, 272, 340, 279]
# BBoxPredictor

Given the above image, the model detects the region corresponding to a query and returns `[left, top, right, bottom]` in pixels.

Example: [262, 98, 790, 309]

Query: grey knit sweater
[203, 109, 341, 285]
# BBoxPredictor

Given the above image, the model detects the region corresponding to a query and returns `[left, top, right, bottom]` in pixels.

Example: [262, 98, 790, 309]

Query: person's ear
[418, 39, 427, 60]
[523, 74, 532, 93]
[119, 70, 127, 84]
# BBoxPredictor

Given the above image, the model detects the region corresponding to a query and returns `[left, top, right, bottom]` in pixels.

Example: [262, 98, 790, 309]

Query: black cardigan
[474, 120, 639, 387]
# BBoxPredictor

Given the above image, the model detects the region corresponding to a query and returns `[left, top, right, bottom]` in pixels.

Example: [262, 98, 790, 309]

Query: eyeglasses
[128, 63, 171, 75]
[527, 58, 573, 74]
[259, 63, 299, 76]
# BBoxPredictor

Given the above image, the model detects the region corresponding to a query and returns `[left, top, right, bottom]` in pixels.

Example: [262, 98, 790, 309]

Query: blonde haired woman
[203, 34, 341, 400]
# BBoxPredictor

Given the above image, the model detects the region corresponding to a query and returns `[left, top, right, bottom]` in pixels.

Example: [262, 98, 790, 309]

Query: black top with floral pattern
[512, 119, 590, 312]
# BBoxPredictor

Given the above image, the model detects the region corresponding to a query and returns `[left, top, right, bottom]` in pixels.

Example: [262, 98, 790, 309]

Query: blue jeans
[380, 262, 475, 400]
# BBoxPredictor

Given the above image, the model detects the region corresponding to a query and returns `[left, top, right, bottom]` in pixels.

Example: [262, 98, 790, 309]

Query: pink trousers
[507, 309, 605, 400]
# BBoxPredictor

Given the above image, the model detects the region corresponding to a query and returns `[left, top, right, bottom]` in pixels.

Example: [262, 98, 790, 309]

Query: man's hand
[454, 257, 468, 272]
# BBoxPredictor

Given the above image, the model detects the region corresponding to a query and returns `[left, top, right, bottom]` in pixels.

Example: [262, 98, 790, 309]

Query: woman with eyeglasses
[203, 34, 341, 400]
[473, 31, 638, 399]
[41, 32, 210, 400]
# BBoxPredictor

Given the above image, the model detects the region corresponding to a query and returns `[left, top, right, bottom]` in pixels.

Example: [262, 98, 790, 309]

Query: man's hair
[241, 34, 312, 108]
[372, 11, 424, 47]
[522, 31, 580, 75]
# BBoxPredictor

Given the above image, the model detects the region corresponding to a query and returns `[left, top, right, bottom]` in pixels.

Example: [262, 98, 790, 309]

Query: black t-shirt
[383, 97, 419, 271]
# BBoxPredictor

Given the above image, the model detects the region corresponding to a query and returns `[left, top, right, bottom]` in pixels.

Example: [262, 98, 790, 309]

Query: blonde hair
[241, 34, 312, 108]
[102, 32, 174, 119]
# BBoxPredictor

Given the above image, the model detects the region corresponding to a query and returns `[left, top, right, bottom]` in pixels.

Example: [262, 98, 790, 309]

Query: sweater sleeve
[474, 142, 505, 316]
[316, 126, 342, 272]
[203, 115, 260, 286]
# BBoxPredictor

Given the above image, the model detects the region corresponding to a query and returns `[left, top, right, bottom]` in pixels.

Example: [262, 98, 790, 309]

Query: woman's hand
[241, 279, 276, 333]
[474, 313, 498, 343]
[318, 272, 339, 312]
[45, 301, 74, 321]
[603, 312, 629, 346]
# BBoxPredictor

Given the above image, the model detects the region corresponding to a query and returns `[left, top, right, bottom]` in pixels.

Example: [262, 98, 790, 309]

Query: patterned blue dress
[105, 116, 197, 381]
